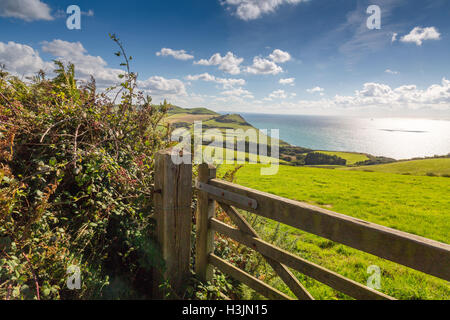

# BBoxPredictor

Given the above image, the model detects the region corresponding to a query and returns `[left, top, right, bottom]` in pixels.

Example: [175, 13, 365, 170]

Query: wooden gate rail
[209, 254, 293, 300]
[203, 178, 450, 281]
[194, 163, 450, 300]
[210, 218, 392, 300]
[219, 203, 314, 300]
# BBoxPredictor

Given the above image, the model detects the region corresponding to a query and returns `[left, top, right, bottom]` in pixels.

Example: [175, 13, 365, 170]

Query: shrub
[304, 152, 346, 166]
[0, 35, 172, 299]
[355, 156, 396, 166]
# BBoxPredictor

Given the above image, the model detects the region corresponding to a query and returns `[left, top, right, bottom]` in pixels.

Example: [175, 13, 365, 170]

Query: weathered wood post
[195, 163, 216, 282]
[153, 148, 192, 297]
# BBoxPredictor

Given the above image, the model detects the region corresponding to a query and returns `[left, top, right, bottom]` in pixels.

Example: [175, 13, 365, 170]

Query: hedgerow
[0, 35, 173, 299]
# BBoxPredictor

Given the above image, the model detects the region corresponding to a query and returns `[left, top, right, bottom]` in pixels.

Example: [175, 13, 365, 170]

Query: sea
[239, 113, 450, 160]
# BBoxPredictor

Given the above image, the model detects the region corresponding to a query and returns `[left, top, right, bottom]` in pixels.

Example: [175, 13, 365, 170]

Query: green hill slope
[168, 105, 219, 115]
[217, 163, 450, 299]
[343, 158, 450, 177]
[317, 151, 369, 165]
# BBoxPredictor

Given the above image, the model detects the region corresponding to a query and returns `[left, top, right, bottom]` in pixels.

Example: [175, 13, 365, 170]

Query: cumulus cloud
[331, 79, 450, 110]
[279, 77, 295, 85]
[400, 27, 441, 46]
[245, 49, 290, 75]
[194, 52, 243, 75]
[1, 40, 187, 98]
[268, 89, 287, 99]
[268, 49, 291, 63]
[0, 0, 53, 21]
[43, 40, 187, 96]
[222, 0, 307, 21]
[0, 41, 53, 75]
[42, 40, 123, 86]
[138, 76, 187, 96]
[221, 87, 254, 99]
[246, 57, 283, 75]
[156, 48, 194, 60]
[186, 73, 245, 89]
[307, 86, 324, 95]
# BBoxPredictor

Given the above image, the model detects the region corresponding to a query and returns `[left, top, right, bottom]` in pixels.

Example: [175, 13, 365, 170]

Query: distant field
[216, 164, 450, 300]
[165, 113, 215, 124]
[344, 158, 450, 177]
[317, 151, 369, 165]
[168, 106, 218, 115]
[203, 114, 254, 130]
[201, 146, 286, 165]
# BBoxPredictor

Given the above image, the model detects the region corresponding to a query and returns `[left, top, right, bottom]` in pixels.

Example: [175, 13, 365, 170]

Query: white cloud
[138, 76, 187, 96]
[330, 79, 450, 110]
[307, 86, 324, 95]
[156, 48, 194, 61]
[245, 49, 289, 75]
[194, 52, 243, 75]
[221, 87, 253, 98]
[279, 77, 295, 85]
[268, 49, 291, 63]
[0, 0, 53, 21]
[183, 78, 450, 115]
[222, 0, 307, 21]
[268, 89, 287, 99]
[43, 40, 187, 96]
[0, 41, 53, 76]
[400, 27, 441, 46]
[186, 73, 245, 89]
[391, 32, 398, 43]
[1, 40, 187, 98]
[246, 57, 283, 75]
[385, 69, 399, 75]
[41, 40, 123, 86]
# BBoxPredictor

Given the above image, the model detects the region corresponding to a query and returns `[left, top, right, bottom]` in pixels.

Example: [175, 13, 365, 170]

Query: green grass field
[216, 164, 450, 300]
[317, 151, 369, 165]
[202, 145, 285, 165]
[344, 158, 450, 177]
[165, 113, 216, 124]
[168, 106, 218, 115]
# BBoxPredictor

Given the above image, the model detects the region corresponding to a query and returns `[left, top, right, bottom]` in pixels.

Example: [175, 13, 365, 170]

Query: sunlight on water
[241, 114, 450, 160]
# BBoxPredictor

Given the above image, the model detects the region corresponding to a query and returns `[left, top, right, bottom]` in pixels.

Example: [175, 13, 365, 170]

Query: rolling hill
[343, 158, 450, 177]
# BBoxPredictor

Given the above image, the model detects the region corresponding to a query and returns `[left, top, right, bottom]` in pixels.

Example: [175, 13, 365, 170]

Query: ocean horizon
[236, 113, 450, 160]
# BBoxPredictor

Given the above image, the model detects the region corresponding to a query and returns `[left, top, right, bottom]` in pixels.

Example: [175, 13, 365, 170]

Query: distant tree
[355, 156, 396, 166]
[304, 152, 347, 165]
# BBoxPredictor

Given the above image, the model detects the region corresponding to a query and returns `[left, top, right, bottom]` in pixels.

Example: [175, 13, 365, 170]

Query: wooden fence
[153, 149, 450, 300]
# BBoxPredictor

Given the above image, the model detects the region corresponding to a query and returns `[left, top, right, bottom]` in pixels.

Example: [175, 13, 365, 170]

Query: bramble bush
[0, 35, 173, 299]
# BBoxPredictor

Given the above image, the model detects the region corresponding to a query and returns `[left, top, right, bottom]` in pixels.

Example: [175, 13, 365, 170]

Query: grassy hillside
[203, 114, 254, 130]
[165, 113, 216, 125]
[165, 106, 219, 125]
[216, 164, 450, 300]
[168, 106, 218, 115]
[201, 145, 286, 165]
[317, 151, 369, 165]
[344, 158, 450, 177]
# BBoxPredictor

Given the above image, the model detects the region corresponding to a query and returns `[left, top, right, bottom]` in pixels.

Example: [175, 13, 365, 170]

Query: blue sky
[1, 0, 449, 117]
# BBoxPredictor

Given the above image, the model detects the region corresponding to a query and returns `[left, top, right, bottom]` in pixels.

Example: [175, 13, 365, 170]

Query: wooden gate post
[153, 148, 192, 297]
[195, 163, 216, 282]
